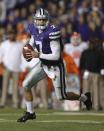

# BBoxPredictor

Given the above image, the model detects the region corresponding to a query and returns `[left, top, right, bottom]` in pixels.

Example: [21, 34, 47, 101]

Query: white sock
[79, 94, 87, 102]
[25, 101, 33, 114]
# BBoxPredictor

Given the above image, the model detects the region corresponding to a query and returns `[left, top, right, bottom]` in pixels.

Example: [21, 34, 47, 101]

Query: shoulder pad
[49, 25, 61, 40]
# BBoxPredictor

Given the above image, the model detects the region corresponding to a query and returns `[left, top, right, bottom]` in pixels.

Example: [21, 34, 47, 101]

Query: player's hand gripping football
[23, 44, 40, 62]
[26, 49, 40, 58]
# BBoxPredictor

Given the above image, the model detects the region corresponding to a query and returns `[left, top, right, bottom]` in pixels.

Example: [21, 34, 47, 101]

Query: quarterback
[17, 8, 92, 122]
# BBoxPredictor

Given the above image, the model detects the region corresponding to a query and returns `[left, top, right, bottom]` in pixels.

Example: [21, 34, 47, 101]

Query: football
[23, 44, 34, 62]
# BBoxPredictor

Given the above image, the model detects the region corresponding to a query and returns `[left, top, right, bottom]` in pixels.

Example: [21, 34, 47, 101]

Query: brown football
[23, 44, 34, 62]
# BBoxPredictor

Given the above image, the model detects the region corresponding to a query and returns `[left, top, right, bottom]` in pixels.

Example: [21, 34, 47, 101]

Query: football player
[17, 8, 92, 122]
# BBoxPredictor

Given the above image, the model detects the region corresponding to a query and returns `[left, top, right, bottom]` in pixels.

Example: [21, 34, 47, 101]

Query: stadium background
[1, 0, 104, 41]
[0, 0, 104, 131]
[0, 0, 104, 112]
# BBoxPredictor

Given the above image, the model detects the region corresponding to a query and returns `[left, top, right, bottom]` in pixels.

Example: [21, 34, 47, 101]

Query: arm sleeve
[24, 24, 35, 46]
[39, 40, 61, 60]
[29, 35, 34, 46]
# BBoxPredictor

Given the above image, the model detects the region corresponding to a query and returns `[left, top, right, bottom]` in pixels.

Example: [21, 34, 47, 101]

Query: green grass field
[0, 108, 104, 131]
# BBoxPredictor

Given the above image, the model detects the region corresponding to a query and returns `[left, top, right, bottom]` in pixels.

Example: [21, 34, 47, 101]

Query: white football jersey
[64, 42, 88, 67]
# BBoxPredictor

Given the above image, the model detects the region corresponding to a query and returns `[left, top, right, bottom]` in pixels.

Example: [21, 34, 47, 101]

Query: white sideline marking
[0, 112, 104, 116]
[53, 112, 104, 116]
[0, 119, 103, 124]
[36, 120, 104, 124]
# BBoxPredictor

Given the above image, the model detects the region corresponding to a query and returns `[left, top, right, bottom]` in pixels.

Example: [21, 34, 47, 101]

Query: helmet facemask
[34, 19, 49, 30]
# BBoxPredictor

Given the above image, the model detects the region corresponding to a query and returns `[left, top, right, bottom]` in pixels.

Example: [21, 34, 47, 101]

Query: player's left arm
[31, 26, 61, 60]
[39, 26, 61, 60]
[39, 40, 61, 60]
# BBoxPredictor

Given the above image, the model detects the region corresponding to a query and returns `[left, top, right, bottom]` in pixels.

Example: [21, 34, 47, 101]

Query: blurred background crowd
[0, 0, 104, 111]
[1, 0, 104, 42]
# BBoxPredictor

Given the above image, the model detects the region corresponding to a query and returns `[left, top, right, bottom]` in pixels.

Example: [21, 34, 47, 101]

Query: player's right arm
[23, 35, 40, 61]
[22, 36, 34, 61]
[28, 35, 34, 47]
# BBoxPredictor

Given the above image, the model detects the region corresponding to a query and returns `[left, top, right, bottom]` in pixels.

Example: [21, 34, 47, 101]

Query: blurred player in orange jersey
[64, 32, 88, 110]
[64, 32, 88, 67]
